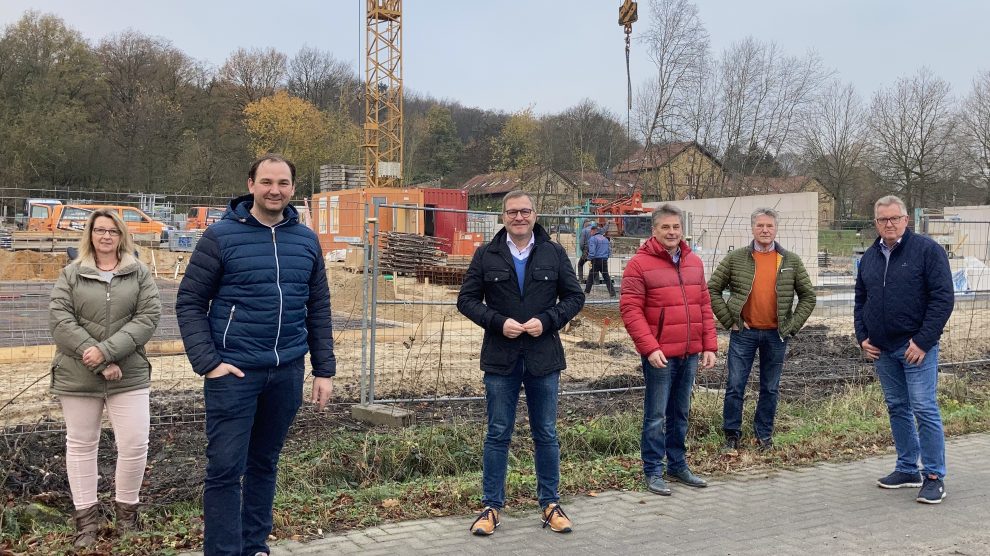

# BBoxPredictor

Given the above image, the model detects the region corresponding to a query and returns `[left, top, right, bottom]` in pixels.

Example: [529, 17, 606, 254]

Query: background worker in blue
[176, 154, 336, 556]
[457, 190, 585, 536]
[584, 222, 616, 297]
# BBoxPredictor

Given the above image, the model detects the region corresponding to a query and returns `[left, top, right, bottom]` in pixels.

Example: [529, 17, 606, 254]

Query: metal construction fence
[1, 189, 989, 431]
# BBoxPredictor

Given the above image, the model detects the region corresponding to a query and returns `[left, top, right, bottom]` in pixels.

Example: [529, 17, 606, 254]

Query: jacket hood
[489, 222, 552, 253]
[636, 236, 692, 261]
[224, 193, 299, 227]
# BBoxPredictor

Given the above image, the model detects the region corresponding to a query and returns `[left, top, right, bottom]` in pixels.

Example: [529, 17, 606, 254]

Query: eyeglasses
[92, 227, 122, 237]
[504, 209, 534, 218]
[875, 215, 906, 226]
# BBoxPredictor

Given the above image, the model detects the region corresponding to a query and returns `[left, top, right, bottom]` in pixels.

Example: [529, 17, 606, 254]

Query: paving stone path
[183, 433, 990, 555]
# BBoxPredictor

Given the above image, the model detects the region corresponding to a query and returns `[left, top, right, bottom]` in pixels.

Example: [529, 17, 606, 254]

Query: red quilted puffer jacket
[619, 237, 718, 358]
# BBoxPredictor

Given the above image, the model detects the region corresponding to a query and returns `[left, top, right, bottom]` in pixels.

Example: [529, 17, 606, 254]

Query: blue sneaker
[916, 475, 946, 504]
[877, 470, 923, 489]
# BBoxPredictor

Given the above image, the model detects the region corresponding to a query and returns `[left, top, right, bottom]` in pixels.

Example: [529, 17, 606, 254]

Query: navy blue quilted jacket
[175, 194, 336, 377]
[854, 228, 954, 352]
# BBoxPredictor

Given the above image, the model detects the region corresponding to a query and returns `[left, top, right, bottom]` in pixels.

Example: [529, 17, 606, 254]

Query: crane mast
[364, 0, 403, 188]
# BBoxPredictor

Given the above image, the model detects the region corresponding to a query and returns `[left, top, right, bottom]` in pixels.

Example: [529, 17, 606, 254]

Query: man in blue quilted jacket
[176, 154, 336, 556]
[855, 195, 953, 505]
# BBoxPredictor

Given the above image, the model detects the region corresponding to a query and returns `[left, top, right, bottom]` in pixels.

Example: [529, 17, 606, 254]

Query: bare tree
[219, 47, 287, 106]
[717, 38, 831, 177]
[800, 80, 870, 220]
[98, 30, 193, 189]
[868, 68, 957, 211]
[960, 70, 990, 203]
[287, 45, 356, 111]
[637, 0, 709, 145]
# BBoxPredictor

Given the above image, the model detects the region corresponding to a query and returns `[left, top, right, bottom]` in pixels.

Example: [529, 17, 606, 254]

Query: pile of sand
[0, 251, 68, 281]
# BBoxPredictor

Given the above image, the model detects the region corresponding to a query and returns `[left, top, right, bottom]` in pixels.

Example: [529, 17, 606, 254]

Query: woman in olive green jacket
[49, 209, 161, 548]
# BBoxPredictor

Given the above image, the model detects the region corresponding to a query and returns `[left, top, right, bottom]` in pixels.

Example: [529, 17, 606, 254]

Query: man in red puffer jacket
[620, 203, 717, 496]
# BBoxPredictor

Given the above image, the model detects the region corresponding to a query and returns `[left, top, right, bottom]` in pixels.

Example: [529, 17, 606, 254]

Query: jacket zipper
[104, 282, 111, 397]
[222, 305, 236, 349]
[271, 223, 286, 366]
[676, 264, 691, 354]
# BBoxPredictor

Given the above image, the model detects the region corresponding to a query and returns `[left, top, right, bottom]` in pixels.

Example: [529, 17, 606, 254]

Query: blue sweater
[176, 194, 337, 376]
[854, 228, 954, 352]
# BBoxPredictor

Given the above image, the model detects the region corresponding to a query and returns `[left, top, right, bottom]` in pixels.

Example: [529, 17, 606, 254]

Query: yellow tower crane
[364, 0, 403, 188]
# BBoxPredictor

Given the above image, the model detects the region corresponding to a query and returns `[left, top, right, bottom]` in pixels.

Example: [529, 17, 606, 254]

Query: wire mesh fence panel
[2, 191, 989, 430]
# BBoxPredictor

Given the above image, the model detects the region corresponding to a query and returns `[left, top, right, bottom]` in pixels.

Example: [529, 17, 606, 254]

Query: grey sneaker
[646, 474, 671, 496]
[916, 475, 946, 504]
[757, 437, 774, 452]
[667, 468, 708, 488]
[877, 470, 923, 489]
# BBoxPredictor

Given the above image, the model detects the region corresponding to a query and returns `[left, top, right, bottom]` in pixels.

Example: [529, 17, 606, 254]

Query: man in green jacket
[708, 208, 816, 452]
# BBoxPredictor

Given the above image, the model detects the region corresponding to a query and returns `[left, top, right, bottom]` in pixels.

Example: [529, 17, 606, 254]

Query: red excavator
[588, 191, 653, 237]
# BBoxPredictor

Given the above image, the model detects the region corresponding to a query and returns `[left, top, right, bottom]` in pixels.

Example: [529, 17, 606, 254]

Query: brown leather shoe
[469, 506, 500, 536]
[115, 500, 141, 533]
[541, 502, 572, 533]
[72, 504, 102, 548]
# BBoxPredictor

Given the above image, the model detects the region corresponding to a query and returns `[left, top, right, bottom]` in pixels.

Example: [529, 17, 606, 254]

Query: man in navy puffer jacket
[855, 195, 953, 505]
[176, 154, 336, 556]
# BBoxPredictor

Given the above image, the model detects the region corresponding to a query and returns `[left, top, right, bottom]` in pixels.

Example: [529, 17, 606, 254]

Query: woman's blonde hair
[77, 209, 135, 263]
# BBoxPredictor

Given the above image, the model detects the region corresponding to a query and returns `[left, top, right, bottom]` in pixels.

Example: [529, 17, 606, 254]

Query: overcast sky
[2, 0, 988, 117]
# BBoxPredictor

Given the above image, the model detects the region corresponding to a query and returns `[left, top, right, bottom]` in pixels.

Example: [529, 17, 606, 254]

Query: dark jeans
[875, 342, 946, 478]
[641, 354, 698, 476]
[584, 258, 615, 296]
[203, 359, 304, 556]
[482, 360, 560, 509]
[577, 253, 589, 281]
[722, 327, 788, 440]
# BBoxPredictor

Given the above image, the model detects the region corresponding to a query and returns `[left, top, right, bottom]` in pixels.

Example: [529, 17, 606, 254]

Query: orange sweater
[741, 250, 780, 329]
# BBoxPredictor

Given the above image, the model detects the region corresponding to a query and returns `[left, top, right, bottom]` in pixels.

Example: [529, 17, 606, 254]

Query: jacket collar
[224, 193, 299, 227]
[871, 227, 913, 252]
[637, 236, 691, 262]
[77, 251, 140, 278]
[747, 240, 789, 257]
[488, 223, 551, 254]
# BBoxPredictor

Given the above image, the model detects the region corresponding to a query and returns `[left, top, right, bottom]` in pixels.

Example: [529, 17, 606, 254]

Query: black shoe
[916, 474, 946, 504]
[645, 474, 671, 496]
[877, 470, 923, 489]
[667, 468, 708, 488]
[721, 433, 741, 454]
[757, 437, 774, 452]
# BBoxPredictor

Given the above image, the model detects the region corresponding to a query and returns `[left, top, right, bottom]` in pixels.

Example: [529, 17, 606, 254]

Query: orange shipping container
[310, 188, 425, 253]
[451, 232, 485, 256]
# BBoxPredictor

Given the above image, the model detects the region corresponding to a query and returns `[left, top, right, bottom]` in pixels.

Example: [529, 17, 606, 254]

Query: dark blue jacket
[456, 224, 585, 375]
[175, 194, 336, 377]
[587, 232, 611, 259]
[854, 228, 953, 352]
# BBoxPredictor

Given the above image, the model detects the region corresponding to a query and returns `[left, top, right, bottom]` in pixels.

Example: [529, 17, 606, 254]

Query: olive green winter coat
[49, 253, 161, 397]
[707, 242, 816, 337]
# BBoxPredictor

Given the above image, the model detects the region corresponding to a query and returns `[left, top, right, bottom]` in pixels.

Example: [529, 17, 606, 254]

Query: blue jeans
[641, 355, 698, 476]
[203, 359, 304, 556]
[875, 342, 946, 478]
[482, 360, 560, 509]
[722, 327, 788, 440]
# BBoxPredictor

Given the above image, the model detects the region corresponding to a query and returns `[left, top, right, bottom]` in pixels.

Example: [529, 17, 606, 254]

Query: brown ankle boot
[73, 504, 101, 548]
[114, 500, 141, 533]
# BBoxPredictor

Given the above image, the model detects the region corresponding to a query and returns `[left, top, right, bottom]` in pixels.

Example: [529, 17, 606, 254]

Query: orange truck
[28, 204, 167, 238]
[184, 206, 226, 230]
